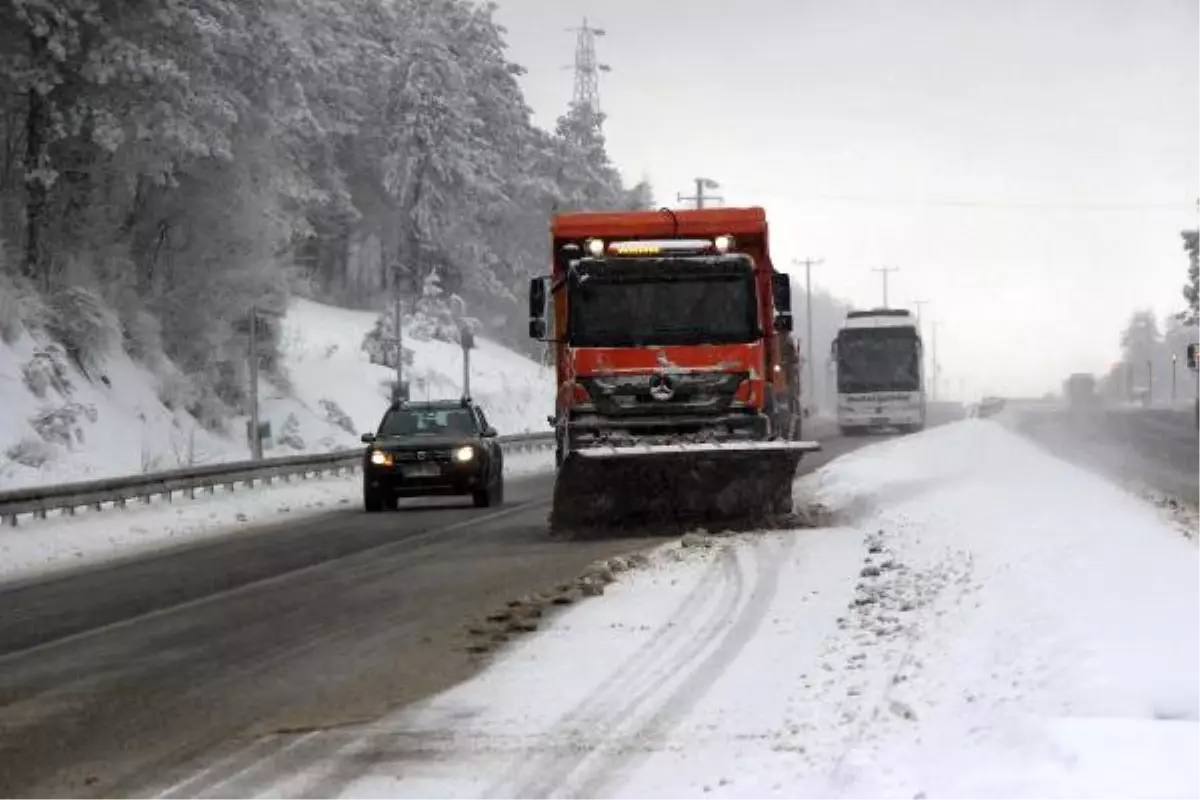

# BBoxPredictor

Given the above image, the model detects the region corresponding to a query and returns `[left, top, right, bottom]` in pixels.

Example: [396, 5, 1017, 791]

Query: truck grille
[579, 371, 747, 417]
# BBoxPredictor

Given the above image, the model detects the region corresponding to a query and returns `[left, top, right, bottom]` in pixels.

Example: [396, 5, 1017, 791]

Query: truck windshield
[567, 273, 757, 348]
[836, 329, 922, 394]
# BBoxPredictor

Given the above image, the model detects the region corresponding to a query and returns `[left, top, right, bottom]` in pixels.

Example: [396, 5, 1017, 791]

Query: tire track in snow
[504, 533, 792, 799]
[571, 533, 794, 798]
[489, 546, 744, 799]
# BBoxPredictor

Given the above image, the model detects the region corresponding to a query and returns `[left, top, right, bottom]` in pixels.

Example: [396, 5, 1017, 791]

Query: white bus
[831, 308, 926, 434]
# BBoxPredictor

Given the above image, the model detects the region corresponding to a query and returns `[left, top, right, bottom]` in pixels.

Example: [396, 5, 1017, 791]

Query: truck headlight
[453, 446, 475, 463]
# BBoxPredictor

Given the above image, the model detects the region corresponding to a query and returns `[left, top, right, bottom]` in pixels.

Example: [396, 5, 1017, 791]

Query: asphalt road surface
[1011, 406, 1199, 507]
[0, 426, 921, 798]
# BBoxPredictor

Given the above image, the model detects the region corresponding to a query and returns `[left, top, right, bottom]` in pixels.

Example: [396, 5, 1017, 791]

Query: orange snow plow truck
[527, 206, 821, 537]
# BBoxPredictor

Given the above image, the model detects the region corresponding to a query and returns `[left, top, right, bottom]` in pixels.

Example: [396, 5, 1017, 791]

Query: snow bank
[0, 297, 551, 490]
[0, 448, 553, 586]
[192, 419, 1198, 799]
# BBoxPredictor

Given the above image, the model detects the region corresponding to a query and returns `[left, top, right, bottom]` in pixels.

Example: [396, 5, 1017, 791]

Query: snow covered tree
[362, 309, 415, 370]
[1180, 229, 1199, 326]
[1120, 310, 1162, 367]
[0, 0, 650, 431]
[409, 267, 462, 342]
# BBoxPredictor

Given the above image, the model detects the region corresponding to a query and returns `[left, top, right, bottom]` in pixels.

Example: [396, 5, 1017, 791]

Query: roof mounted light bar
[577, 235, 738, 258]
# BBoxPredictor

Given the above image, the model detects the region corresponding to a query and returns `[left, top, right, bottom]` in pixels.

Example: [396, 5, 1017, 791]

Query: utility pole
[1172, 354, 1178, 403]
[872, 266, 899, 308]
[248, 305, 261, 460]
[460, 326, 475, 400]
[910, 299, 930, 393]
[909, 299, 929, 328]
[392, 284, 405, 401]
[793, 257, 823, 413]
[931, 321, 939, 402]
[1146, 359, 1153, 406]
[677, 177, 723, 209]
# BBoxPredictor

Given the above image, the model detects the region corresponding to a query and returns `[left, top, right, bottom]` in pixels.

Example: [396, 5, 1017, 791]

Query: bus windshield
[836, 329, 922, 394]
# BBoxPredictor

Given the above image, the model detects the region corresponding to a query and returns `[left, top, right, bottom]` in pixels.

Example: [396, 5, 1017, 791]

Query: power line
[677, 177, 723, 209]
[714, 184, 1194, 212]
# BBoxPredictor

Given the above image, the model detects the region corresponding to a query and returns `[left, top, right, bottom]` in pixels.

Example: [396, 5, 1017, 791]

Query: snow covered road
[179, 418, 1199, 799]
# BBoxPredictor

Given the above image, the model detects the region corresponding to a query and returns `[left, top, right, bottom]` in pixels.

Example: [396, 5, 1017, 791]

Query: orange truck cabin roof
[551, 206, 768, 240]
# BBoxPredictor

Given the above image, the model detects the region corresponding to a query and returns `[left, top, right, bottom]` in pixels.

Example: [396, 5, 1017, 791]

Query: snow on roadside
[198, 418, 1199, 799]
[0, 449, 553, 587]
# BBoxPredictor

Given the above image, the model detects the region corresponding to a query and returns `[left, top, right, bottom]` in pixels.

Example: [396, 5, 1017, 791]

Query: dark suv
[360, 398, 504, 512]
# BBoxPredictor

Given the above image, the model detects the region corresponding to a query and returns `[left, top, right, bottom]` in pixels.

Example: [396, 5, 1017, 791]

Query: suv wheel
[364, 489, 385, 513]
[473, 476, 503, 508]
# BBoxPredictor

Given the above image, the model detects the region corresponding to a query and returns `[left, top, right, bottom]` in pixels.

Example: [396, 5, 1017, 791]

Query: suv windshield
[378, 407, 478, 437]
[568, 270, 757, 348]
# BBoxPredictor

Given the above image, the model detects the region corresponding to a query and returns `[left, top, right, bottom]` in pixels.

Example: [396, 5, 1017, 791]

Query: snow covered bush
[409, 269, 467, 343]
[0, 272, 48, 345]
[44, 287, 120, 377]
[278, 413, 305, 450]
[30, 402, 98, 448]
[362, 313, 415, 370]
[121, 305, 168, 366]
[5, 438, 56, 469]
[320, 399, 357, 436]
[21, 346, 74, 399]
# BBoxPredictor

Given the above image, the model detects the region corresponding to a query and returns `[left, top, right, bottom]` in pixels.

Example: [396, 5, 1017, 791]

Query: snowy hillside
[0, 298, 551, 491]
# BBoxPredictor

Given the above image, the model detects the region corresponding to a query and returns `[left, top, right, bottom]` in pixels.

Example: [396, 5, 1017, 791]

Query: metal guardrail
[0, 432, 555, 527]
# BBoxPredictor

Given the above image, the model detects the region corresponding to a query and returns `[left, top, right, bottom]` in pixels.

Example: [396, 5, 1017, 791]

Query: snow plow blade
[549, 440, 821, 538]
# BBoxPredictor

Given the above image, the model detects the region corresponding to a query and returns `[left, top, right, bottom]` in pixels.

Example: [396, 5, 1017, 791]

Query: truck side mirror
[774, 314, 794, 333]
[771, 273, 792, 314]
[529, 277, 548, 341]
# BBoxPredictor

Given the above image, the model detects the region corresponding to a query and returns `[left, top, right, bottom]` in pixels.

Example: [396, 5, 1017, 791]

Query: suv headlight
[370, 450, 393, 466]
[453, 446, 475, 463]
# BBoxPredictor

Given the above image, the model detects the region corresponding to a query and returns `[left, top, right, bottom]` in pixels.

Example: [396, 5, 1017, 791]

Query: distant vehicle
[977, 396, 1006, 418]
[359, 398, 504, 512]
[1063, 373, 1097, 409]
[831, 308, 926, 435]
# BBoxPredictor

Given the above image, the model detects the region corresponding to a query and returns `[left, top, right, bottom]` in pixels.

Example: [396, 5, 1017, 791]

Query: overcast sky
[491, 0, 1198, 399]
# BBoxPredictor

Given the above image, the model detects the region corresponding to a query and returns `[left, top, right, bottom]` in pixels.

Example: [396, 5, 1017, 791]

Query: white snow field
[168, 418, 1199, 799]
[1, 297, 551, 490]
